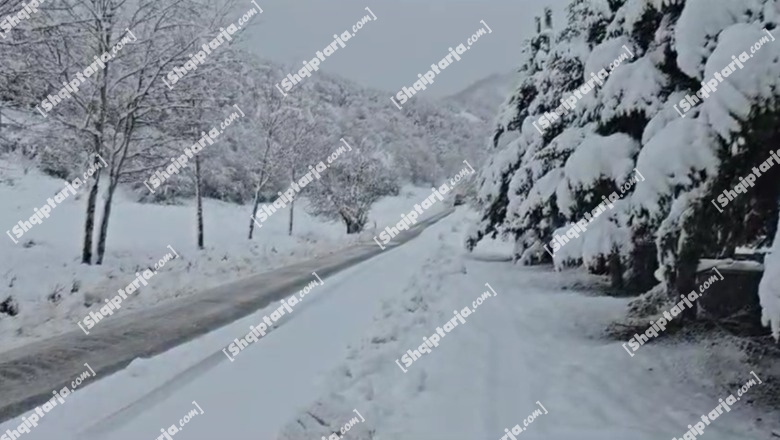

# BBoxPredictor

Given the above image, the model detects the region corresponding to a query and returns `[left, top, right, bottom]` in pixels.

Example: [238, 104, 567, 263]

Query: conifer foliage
[469, 0, 780, 336]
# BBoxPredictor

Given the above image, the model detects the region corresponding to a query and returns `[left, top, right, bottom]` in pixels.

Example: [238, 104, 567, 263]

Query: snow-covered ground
[4, 208, 776, 440]
[0, 158, 444, 352]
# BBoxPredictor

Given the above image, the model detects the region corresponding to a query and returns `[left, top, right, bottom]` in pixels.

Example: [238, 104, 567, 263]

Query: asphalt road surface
[0, 208, 453, 425]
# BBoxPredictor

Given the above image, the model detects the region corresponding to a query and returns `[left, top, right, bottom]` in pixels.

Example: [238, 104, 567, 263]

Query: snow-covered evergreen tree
[470, 0, 780, 335]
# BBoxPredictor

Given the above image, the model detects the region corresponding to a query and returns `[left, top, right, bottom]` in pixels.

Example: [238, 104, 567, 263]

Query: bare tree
[245, 65, 311, 239]
[2, 0, 242, 263]
[277, 106, 321, 236]
[153, 49, 254, 249]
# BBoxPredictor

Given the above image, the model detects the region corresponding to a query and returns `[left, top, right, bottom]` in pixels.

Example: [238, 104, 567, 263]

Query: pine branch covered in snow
[471, 0, 780, 337]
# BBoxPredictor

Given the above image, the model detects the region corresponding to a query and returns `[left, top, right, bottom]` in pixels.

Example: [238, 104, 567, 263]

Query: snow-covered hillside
[446, 72, 516, 123]
[0, 158, 445, 352]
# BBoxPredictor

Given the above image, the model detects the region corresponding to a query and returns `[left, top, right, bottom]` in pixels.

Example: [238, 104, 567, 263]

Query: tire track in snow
[70, 209, 455, 438]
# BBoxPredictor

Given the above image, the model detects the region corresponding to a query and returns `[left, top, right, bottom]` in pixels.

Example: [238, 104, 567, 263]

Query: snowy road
[265, 210, 776, 440]
[0, 208, 452, 427]
[2, 209, 776, 440]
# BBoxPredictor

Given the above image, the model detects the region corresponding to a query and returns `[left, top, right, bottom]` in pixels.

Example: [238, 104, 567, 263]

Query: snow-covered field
[5, 209, 776, 440]
[0, 158, 444, 352]
[5, 0, 779, 438]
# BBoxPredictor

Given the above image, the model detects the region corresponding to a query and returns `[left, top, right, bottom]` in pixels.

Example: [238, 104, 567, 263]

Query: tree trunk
[624, 239, 659, 293]
[288, 168, 295, 236]
[195, 155, 204, 250]
[609, 248, 625, 290]
[249, 184, 261, 240]
[346, 221, 361, 234]
[81, 173, 100, 264]
[248, 136, 273, 240]
[675, 254, 699, 321]
[95, 178, 118, 265]
[342, 213, 362, 234]
[82, 28, 109, 264]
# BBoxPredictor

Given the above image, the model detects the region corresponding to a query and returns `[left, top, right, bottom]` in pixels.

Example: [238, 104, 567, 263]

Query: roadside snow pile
[274, 213, 469, 440]
[276, 211, 778, 440]
[276, 395, 374, 440]
[626, 283, 669, 319]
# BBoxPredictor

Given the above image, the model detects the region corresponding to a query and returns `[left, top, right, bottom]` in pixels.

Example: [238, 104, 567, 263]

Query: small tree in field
[307, 137, 398, 234]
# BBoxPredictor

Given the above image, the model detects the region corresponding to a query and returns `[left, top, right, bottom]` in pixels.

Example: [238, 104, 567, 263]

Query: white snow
[609, 0, 677, 37]
[550, 222, 585, 270]
[0, 158, 442, 353]
[700, 23, 780, 142]
[556, 132, 639, 216]
[5, 209, 777, 440]
[507, 168, 562, 228]
[598, 56, 668, 124]
[457, 111, 484, 123]
[697, 258, 764, 272]
[759, 219, 780, 340]
[583, 36, 633, 79]
[581, 211, 629, 270]
[675, 0, 766, 79]
[631, 117, 719, 217]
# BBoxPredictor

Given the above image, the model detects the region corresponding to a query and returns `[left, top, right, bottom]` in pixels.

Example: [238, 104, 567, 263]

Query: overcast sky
[241, 0, 563, 97]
